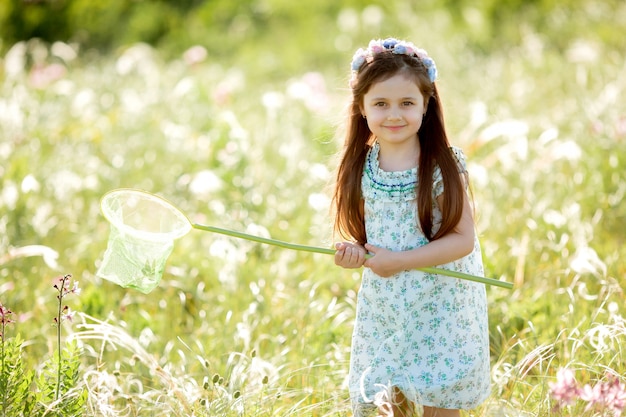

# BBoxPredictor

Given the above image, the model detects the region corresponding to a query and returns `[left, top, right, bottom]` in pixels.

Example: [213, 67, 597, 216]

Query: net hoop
[96, 189, 192, 293]
[100, 189, 192, 241]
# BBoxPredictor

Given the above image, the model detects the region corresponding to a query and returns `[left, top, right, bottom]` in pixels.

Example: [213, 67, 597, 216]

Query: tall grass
[1, 4, 625, 416]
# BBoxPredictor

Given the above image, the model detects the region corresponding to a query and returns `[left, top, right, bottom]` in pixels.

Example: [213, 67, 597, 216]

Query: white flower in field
[245, 223, 271, 239]
[4, 41, 26, 77]
[287, 72, 330, 113]
[549, 140, 582, 161]
[479, 119, 529, 167]
[51, 41, 77, 62]
[220, 110, 249, 141]
[32, 202, 56, 237]
[0, 96, 25, 133]
[566, 40, 599, 63]
[308, 193, 330, 211]
[570, 246, 607, 277]
[308, 162, 330, 181]
[235, 322, 251, 348]
[21, 174, 40, 193]
[183, 45, 207, 66]
[48, 169, 83, 200]
[173, 76, 195, 97]
[189, 170, 223, 197]
[138, 327, 156, 348]
[0, 181, 18, 210]
[209, 239, 246, 263]
[480, 119, 529, 142]
[120, 89, 144, 113]
[468, 101, 488, 129]
[71, 88, 96, 116]
[262, 91, 284, 110]
[542, 209, 567, 228]
[115, 43, 158, 77]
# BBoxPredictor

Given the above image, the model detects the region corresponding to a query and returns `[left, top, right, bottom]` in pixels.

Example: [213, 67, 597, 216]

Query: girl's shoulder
[449, 146, 468, 174]
[433, 147, 469, 196]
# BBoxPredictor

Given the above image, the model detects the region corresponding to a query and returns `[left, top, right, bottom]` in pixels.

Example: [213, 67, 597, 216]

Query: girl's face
[361, 73, 426, 151]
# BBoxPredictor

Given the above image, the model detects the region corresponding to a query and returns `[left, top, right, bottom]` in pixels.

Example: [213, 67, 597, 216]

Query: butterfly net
[96, 189, 192, 293]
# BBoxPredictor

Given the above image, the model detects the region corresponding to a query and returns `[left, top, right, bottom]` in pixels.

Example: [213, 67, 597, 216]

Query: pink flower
[183, 45, 207, 66]
[29, 63, 66, 89]
[580, 382, 603, 407]
[0, 303, 13, 323]
[63, 307, 75, 323]
[580, 375, 626, 415]
[549, 368, 580, 407]
[70, 281, 81, 296]
[369, 43, 385, 54]
[1, 302, 14, 339]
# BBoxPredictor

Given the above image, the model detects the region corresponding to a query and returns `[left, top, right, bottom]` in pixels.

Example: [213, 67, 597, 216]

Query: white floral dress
[349, 142, 490, 415]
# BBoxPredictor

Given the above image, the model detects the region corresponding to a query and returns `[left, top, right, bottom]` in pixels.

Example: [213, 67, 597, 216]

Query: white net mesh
[96, 189, 192, 293]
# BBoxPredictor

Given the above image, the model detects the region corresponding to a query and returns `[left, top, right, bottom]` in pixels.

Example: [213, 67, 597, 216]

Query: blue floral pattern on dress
[350, 142, 490, 414]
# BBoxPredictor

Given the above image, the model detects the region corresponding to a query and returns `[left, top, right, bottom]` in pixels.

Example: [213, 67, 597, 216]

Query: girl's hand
[334, 242, 366, 269]
[363, 244, 400, 277]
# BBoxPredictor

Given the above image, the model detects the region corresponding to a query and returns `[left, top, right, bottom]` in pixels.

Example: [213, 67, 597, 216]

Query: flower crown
[349, 38, 437, 88]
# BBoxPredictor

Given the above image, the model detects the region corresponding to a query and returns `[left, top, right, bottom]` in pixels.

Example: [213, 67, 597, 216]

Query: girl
[332, 38, 490, 417]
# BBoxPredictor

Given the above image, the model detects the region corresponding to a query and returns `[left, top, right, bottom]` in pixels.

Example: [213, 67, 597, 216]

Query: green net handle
[191, 223, 513, 289]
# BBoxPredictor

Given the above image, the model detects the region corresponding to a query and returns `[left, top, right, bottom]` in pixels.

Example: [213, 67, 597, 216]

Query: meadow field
[1, 2, 626, 416]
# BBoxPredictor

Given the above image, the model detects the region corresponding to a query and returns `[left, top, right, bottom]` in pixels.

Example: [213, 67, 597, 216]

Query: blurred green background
[2, 0, 625, 73]
[1, 0, 626, 415]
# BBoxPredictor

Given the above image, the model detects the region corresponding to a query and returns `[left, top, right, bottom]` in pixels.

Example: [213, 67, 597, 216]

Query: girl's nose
[387, 110, 402, 120]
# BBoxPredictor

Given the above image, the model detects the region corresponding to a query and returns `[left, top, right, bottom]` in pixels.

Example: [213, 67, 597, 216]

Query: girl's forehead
[365, 74, 423, 97]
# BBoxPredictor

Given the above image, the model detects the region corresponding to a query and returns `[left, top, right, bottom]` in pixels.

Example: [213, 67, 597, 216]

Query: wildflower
[71, 281, 81, 295]
[52, 274, 79, 326]
[580, 375, 626, 415]
[551, 369, 626, 415]
[0, 303, 13, 324]
[0, 302, 14, 339]
[51, 273, 80, 401]
[183, 45, 207, 66]
[580, 382, 603, 409]
[549, 368, 580, 407]
[53, 307, 73, 325]
[54, 274, 81, 298]
[57, 306, 75, 323]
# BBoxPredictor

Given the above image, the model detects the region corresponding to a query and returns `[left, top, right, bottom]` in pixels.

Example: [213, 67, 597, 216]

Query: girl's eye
[374, 102, 386, 107]
[402, 101, 415, 106]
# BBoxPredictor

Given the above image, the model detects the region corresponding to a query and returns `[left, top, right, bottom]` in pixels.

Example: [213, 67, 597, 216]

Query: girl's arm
[364, 185, 476, 277]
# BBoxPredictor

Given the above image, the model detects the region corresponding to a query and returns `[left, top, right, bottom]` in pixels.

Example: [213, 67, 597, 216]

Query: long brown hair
[332, 51, 465, 245]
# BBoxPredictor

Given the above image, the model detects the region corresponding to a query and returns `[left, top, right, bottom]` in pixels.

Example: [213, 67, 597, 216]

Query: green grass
[1, 4, 626, 416]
